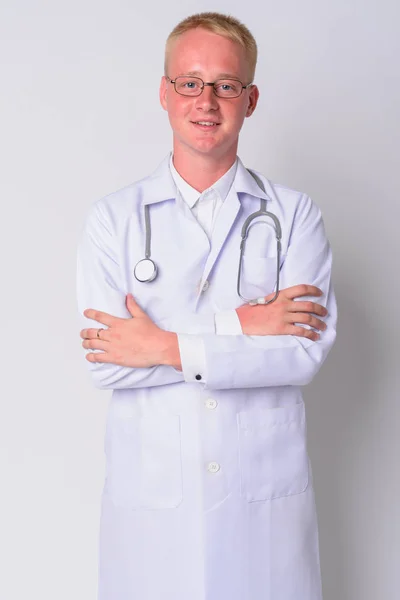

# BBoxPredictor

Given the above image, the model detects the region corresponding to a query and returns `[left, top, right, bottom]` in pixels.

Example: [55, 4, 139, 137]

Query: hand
[80, 294, 177, 368]
[236, 285, 328, 340]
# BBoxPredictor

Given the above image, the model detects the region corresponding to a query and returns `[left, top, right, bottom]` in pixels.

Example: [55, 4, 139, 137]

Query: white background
[0, 1, 399, 598]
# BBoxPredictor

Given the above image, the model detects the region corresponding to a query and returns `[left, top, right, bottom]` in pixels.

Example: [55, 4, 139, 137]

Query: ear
[245, 84, 260, 118]
[159, 76, 168, 111]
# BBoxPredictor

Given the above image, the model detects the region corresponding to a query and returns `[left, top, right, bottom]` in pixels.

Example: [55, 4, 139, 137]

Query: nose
[194, 84, 219, 111]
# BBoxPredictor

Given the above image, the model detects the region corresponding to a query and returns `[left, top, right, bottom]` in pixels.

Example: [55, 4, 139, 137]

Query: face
[159, 28, 259, 161]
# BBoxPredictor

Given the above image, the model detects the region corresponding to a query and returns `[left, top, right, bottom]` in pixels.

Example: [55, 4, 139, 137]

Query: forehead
[168, 28, 248, 79]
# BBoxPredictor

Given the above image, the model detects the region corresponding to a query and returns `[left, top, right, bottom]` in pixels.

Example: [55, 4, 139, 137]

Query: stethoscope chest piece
[134, 258, 158, 283]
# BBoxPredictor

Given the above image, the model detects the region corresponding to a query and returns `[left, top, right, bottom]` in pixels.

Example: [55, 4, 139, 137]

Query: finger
[288, 301, 328, 317]
[83, 309, 117, 327]
[86, 351, 114, 364]
[287, 313, 327, 331]
[280, 285, 323, 300]
[126, 294, 146, 318]
[82, 339, 110, 351]
[80, 328, 111, 340]
[80, 328, 92, 339]
[290, 325, 320, 341]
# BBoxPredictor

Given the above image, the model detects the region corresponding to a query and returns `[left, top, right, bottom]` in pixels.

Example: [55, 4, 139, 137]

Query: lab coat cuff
[215, 309, 243, 335]
[177, 333, 207, 384]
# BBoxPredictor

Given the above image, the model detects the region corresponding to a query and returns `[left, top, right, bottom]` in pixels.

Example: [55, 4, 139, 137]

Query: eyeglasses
[166, 75, 253, 99]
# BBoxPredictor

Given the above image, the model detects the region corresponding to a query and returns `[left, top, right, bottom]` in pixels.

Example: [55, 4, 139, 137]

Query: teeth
[195, 122, 216, 126]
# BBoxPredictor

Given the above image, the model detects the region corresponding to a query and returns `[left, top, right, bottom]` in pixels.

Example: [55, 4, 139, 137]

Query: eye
[214, 80, 242, 96]
[178, 78, 202, 90]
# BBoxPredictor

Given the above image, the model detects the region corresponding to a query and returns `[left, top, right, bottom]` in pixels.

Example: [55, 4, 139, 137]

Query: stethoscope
[133, 170, 282, 306]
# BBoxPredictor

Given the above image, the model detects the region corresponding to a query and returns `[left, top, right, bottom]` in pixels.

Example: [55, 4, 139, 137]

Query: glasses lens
[214, 80, 243, 98]
[175, 76, 203, 96]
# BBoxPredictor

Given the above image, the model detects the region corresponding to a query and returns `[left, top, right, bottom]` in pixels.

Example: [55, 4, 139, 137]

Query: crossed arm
[77, 195, 337, 390]
[80, 285, 328, 371]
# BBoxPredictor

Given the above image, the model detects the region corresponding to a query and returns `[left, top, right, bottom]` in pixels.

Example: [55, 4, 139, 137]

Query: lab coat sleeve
[214, 310, 243, 334]
[179, 194, 337, 390]
[76, 200, 190, 390]
[175, 309, 242, 382]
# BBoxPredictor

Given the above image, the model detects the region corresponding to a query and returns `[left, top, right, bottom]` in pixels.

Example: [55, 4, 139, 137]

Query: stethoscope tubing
[134, 170, 283, 306]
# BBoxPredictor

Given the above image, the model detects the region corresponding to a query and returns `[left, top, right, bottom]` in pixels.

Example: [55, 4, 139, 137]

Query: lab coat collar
[142, 152, 270, 205]
[234, 157, 270, 201]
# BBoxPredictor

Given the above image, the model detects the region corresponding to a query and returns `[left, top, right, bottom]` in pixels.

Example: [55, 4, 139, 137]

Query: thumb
[126, 294, 146, 318]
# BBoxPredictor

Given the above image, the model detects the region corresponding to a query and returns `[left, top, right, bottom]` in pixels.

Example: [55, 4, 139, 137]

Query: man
[77, 11, 337, 600]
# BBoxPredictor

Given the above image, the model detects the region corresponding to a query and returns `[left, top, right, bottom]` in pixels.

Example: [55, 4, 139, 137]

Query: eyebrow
[179, 70, 242, 80]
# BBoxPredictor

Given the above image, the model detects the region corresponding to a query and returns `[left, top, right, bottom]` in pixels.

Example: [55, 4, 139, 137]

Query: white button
[205, 399, 218, 410]
[201, 280, 209, 292]
[207, 461, 220, 473]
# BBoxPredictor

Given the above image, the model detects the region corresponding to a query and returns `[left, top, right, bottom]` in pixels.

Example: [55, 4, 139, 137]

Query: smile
[191, 121, 220, 129]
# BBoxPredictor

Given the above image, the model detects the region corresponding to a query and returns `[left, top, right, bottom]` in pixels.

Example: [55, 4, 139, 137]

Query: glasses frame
[166, 75, 253, 98]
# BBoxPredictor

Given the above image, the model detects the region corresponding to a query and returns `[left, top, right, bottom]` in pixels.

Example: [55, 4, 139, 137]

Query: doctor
[77, 11, 337, 600]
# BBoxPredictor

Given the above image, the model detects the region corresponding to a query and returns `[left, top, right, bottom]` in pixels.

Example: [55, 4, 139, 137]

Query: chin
[175, 129, 231, 157]
[189, 135, 225, 151]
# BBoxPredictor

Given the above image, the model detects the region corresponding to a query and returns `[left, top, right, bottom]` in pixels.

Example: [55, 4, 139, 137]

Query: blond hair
[164, 12, 258, 83]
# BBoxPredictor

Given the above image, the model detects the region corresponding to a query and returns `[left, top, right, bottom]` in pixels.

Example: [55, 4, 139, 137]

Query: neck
[172, 143, 238, 192]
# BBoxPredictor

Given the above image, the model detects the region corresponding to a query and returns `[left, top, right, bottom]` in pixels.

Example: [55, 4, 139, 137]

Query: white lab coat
[77, 153, 337, 600]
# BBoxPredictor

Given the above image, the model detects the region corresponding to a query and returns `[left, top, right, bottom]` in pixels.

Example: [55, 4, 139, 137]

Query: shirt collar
[142, 152, 270, 205]
[169, 153, 238, 208]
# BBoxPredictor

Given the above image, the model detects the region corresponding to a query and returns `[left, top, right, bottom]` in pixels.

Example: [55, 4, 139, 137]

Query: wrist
[159, 331, 182, 371]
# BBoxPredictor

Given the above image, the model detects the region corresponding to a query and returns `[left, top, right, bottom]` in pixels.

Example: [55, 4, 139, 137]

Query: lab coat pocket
[237, 402, 309, 502]
[239, 255, 281, 300]
[107, 414, 183, 510]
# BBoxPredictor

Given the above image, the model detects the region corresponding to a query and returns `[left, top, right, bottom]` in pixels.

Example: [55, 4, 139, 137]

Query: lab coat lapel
[196, 156, 271, 299]
[197, 187, 240, 297]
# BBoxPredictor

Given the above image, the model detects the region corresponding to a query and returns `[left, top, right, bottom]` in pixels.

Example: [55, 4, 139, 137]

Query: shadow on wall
[305, 270, 376, 600]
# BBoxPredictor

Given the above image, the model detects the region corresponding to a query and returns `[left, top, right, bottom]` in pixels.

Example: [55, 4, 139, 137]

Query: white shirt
[169, 153, 237, 240]
[169, 154, 243, 379]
